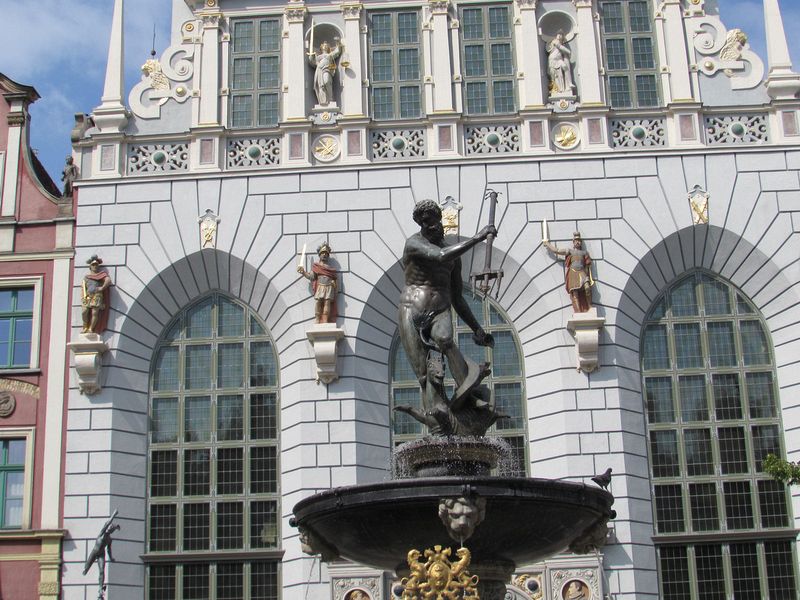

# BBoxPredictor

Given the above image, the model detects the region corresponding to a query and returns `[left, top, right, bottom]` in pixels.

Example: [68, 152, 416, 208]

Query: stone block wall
[62, 149, 800, 599]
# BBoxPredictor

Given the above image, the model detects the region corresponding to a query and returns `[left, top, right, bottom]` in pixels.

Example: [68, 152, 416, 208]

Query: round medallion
[151, 150, 167, 166]
[175, 86, 187, 97]
[729, 122, 747, 137]
[485, 132, 502, 148]
[631, 125, 648, 141]
[559, 99, 569, 110]
[703, 60, 714, 71]
[553, 123, 580, 150]
[313, 135, 341, 162]
[247, 145, 263, 160]
[185, 22, 195, 32]
[562, 579, 591, 600]
[0, 392, 16, 418]
[206, 0, 217, 6]
[320, 112, 332, 123]
[391, 136, 407, 152]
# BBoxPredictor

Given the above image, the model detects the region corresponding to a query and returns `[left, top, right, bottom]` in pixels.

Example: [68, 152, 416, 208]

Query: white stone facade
[64, 0, 800, 599]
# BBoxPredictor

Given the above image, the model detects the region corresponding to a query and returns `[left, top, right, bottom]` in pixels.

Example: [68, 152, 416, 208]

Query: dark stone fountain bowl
[292, 476, 614, 574]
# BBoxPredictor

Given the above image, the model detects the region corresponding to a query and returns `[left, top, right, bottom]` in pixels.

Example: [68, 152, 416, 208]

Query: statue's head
[438, 496, 487, 542]
[317, 242, 332, 261]
[86, 255, 103, 272]
[65, 156, 74, 165]
[572, 232, 582, 249]
[413, 200, 444, 244]
[320, 41, 331, 53]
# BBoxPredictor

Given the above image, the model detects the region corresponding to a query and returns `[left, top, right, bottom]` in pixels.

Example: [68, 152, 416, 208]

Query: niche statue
[308, 39, 343, 106]
[547, 32, 575, 97]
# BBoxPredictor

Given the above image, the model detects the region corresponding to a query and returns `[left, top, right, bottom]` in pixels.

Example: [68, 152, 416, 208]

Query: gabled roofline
[0, 72, 40, 105]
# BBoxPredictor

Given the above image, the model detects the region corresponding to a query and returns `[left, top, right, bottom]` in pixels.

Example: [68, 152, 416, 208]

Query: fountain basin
[292, 476, 614, 573]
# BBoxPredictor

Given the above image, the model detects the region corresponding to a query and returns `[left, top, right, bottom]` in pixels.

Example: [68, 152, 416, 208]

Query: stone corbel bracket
[306, 323, 345, 384]
[67, 334, 109, 395]
[566, 308, 605, 374]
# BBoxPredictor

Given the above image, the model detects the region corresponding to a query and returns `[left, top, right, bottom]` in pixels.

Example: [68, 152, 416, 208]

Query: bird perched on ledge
[592, 467, 612, 490]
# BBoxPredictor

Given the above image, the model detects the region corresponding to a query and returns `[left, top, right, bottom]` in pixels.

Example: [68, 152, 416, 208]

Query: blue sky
[0, 0, 799, 186]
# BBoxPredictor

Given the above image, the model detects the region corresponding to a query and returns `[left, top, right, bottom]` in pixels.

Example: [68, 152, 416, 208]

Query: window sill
[141, 549, 285, 563]
[652, 528, 800, 545]
[0, 368, 42, 376]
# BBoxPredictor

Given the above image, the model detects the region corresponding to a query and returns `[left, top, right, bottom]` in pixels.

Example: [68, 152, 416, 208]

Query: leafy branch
[763, 454, 800, 486]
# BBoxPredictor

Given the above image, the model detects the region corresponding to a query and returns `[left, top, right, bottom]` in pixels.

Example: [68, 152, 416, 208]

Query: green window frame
[230, 17, 282, 128]
[0, 438, 25, 529]
[368, 10, 424, 120]
[390, 292, 528, 475]
[599, 0, 660, 109]
[458, 4, 516, 116]
[146, 294, 281, 600]
[641, 271, 798, 599]
[0, 288, 34, 369]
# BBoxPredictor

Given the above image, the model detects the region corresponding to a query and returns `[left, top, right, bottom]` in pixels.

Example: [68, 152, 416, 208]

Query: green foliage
[763, 454, 800, 486]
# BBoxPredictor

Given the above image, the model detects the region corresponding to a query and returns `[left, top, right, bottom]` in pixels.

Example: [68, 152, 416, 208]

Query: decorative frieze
[127, 143, 190, 174]
[370, 129, 426, 160]
[704, 114, 769, 145]
[226, 137, 282, 168]
[465, 124, 521, 155]
[610, 118, 666, 148]
[285, 5, 307, 23]
[341, 3, 362, 20]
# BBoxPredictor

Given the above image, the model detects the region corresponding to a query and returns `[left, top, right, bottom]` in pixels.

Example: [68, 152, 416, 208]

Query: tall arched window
[390, 292, 527, 474]
[146, 294, 280, 600]
[641, 271, 797, 599]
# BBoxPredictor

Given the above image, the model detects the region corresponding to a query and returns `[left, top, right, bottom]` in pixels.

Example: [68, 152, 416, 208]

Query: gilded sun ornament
[554, 124, 580, 150]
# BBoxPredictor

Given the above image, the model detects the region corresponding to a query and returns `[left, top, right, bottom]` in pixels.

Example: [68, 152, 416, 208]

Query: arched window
[641, 271, 797, 599]
[390, 292, 528, 474]
[146, 294, 280, 600]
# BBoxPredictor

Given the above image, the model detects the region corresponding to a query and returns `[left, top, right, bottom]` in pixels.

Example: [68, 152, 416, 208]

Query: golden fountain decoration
[400, 545, 480, 599]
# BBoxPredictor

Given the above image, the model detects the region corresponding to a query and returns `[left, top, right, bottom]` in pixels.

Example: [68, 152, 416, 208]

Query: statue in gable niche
[547, 31, 575, 97]
[308, 39, 343, 106]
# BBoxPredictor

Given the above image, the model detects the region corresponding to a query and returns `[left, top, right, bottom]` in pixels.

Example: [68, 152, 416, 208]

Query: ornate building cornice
[285, 3, 307, 23]
[341, 3, 363, 20]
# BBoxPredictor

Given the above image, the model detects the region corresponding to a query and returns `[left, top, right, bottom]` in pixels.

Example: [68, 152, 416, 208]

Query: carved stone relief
[129, 44, 195, 119]
[691, 17, 764, 89]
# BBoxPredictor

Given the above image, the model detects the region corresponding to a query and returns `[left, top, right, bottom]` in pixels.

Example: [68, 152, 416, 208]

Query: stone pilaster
[429, 1, 456, 113]
[341, 4, 365, 117]
[573, 0, 603, 105]
[284, 3, 309, 121]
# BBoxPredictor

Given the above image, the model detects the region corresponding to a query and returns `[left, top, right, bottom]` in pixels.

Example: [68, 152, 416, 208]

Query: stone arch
[615, 224, 800, 379]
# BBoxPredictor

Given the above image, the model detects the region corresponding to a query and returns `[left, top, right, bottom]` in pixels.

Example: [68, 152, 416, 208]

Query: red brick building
[0, 73, 74, 600]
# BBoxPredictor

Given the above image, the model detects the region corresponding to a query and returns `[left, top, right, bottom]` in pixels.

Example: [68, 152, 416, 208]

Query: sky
[0, 0, 799, 187]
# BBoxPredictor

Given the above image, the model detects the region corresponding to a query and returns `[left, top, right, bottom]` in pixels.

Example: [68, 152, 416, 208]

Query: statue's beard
[423, 226, 444, 244]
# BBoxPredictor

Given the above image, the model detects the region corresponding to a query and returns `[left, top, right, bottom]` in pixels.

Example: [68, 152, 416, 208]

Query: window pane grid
[230, 18, 281, 128]
[368, 11, 423, 120]
[765, 541, 798, 597]
[643, 272, 796, 599]
[459, 4, 515, 115]
[0, 288, 34, 368]
[600, 0, 660, 108]
[148, 295, 280, 598]
[0, 439, 25, 528]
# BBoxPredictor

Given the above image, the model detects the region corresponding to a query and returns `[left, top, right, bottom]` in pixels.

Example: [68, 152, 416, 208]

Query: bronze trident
[471, 188, 503, 298]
